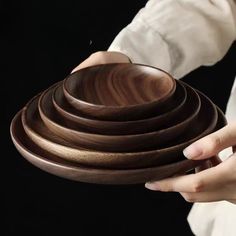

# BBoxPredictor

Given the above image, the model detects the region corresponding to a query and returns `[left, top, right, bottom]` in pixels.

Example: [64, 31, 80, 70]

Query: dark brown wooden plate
[63, 63, 176, 121]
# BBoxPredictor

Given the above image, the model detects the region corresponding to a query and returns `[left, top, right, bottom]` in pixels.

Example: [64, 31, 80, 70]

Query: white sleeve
[108, 0, 236, 79]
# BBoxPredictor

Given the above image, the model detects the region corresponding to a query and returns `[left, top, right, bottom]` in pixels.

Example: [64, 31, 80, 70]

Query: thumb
[183, 124, 236, 160]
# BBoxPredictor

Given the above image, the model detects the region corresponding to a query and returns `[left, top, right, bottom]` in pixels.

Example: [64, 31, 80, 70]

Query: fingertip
[71, 69, 77, 74]
[145, 182, 160, 191]
[71, 66, 80, 74]
[183, 143, 203, 160]
[145, 182, 152, 190]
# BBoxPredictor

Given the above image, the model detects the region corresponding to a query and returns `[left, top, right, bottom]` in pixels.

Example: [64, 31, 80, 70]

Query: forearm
[108, 0, 236, 79]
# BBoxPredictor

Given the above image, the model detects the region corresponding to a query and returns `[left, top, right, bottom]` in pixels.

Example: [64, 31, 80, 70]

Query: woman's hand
[72, 51, 130, 72]
[145, 123, 236, 204]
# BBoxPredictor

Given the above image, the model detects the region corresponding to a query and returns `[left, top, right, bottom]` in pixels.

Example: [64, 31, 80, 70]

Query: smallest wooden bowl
[63, 63, 176, 121]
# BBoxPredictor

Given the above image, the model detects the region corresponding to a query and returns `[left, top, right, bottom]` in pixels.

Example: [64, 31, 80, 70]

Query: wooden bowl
[53, 81, 187, 135]
[63, 63, 176, 121]
[10, 107, 226, 184]
[21, 88, 217, 169]
[39, 83, 200, 152]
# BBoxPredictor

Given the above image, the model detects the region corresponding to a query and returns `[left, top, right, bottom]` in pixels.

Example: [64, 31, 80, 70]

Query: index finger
[145, 162, 226, 193]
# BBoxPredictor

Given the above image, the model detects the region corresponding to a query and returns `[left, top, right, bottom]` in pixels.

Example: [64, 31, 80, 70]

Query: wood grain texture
[63, 64, 176, 120]
[10, 63, 228, 184]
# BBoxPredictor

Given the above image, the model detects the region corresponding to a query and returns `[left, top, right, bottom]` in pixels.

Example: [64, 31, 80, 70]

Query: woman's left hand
[145, 123, 236, 204]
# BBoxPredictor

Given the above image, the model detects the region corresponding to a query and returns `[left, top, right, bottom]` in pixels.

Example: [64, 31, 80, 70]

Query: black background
[3, 1, 236, 235]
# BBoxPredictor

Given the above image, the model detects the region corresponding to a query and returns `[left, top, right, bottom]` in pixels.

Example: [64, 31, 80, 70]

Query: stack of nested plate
[10, 63, 226, 184]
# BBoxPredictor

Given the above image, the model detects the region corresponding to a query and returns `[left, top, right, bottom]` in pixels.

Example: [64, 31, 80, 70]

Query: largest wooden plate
[10, 107, 226, 185]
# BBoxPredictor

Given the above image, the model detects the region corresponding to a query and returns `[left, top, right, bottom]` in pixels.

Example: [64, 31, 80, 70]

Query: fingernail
[145, 182, 161, 191]
[183, 143, 203, 159]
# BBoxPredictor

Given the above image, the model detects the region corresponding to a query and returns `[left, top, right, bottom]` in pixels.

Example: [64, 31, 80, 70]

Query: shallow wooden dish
[63, 63, 176, 121]
[39, 83, 200, 152]
[11, 111, 209, 185]
[21, 89, 217, 169]
[53, 81, 187, 135]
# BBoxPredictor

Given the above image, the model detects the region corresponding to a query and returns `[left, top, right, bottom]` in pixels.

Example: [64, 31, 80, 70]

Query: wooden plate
[63, 63, 176, 120]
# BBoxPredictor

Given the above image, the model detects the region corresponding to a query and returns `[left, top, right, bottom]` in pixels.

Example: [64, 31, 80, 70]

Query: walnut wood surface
[63, 64, 176, 120]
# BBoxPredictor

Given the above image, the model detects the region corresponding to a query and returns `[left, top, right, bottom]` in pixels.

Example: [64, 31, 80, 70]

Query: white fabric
[109, 0, 236, 79]
[108, 1, 236, 235]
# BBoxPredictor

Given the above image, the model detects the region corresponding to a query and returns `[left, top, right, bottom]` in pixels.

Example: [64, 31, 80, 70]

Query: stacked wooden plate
[10, 64, 226, 184]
